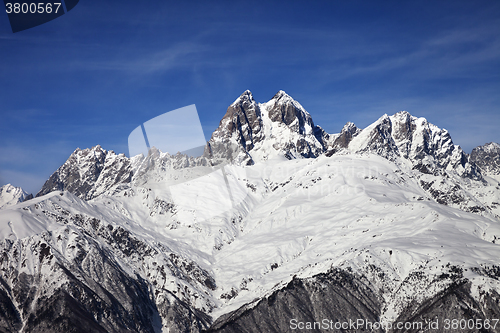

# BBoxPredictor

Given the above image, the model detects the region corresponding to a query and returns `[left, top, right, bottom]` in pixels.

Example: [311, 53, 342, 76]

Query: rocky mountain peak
[471, 142, 500, 180]
[206, 90, 263, 165]
[266, 90, 313, 130]
[326, 122, 361, 156]
[340, 122, 360, 139]
[480, 142, 500, 153]
[389, 111, 417, 158]
[328, 111, 481, 180]
[271, 89, 293, 102]
[229, 90, 255, 109]
[208, 90, 327, 163]
[36, 146, 133, 200]
[391, 111, 415, 136]
[0, 184, 30, 209]
[350, 113, 398, 159]
[34, 92, 490, 202]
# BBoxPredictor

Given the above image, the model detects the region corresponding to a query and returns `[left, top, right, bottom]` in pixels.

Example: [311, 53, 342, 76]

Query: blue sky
[1, 0, 499, 195]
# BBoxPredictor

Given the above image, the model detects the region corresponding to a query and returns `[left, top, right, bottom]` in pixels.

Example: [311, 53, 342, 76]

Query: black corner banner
[64, 0, 77, 12]
[3, 0, 79, 33]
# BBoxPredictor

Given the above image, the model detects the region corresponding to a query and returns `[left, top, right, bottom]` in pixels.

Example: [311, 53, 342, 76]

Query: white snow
[2, 152, 499, 325]
[0, 184, 29, 209]
[1, 100, 499, 330]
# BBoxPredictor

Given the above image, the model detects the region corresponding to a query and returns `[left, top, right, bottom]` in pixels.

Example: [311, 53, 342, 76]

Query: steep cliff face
[212, 90, 264, 152]
[326, 122, 361, 156]
[207, 90, 327, 164]
[389, 111, 480, 180]
[207, 268, 500, 333]
[36, 145, 135, 200]
[340, 111, 480, 180]
[206, 90, 261, 165]
[471, 142, 500, 181]
[348, 114, 399, 160]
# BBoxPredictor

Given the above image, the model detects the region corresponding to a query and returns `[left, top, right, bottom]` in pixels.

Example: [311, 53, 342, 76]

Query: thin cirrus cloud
[326, 28, 498, 82]
[69, 42, 210, 74]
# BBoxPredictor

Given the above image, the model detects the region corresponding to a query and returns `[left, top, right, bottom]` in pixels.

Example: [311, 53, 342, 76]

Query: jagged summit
[33, 91, 496, 216]
[213, 92, 480, 181]
[272, 89, 287, 97]
[36, 145, 134, 200]
[471, 142, 500, 180]
[231, 89, 255, 105]
[270, 90, 297, 104]
[0, 184, 30, 209]
[473, 142, 500, 155]
[266, 90, 312, 127]
[208, 90, 326, 163]
[483, 142, 500, 151]
[326, 121, 361, 156]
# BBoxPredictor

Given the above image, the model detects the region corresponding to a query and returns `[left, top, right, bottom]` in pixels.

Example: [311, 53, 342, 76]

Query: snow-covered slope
[0, 184, 30, 209]
[0, 191, 214, 332]
[2, 154, 500, 332]
[1, 90, 500, 332]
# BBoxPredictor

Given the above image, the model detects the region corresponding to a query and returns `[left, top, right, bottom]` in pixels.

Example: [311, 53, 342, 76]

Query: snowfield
[2, 153, 500, 329]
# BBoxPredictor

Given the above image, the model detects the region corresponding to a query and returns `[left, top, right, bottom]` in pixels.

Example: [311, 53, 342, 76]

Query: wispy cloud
[297, 19, 500, 84]
[74, 41, 209, 73]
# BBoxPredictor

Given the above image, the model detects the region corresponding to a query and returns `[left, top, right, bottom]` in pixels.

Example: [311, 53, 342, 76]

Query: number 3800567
[5, 3, 62, 14]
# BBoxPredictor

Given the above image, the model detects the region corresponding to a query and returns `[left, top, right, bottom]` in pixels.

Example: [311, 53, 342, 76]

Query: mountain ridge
[1, 90, 500, 332]
[31, 90, 499, 219]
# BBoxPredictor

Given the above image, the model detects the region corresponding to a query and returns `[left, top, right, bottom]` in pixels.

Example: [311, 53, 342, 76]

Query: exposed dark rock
[359, 115, 399, 160]
[213, 90, 263, 152]
[206, 268, 383, 333]
[22, 193, 34, 202]
[392, 281, 500, 333]
[327, 122, 360, 156]
[0, 277, 22, 332]
[207, 268, 500, 333]
[36, 145, 133, 200]
[471, 142, 500, 178]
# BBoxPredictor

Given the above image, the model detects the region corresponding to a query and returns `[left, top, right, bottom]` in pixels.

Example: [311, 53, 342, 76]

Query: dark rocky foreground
[206, 269, 500, 333]
[3, 255, 500, 333]
[206, 269, 383, 333]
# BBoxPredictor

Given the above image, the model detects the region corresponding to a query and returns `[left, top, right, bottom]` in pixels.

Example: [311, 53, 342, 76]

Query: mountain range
[1, 90, 500, 332]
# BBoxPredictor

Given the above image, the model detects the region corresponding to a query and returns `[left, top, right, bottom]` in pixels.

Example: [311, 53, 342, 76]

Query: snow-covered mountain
[339, 111, 480, 179]
[0, 184, 31, 209]
[36, 145, 139, 200]
[207, 90, 328, 164]
[471, 142, 500, 181]
[1, 90, 500, 332]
